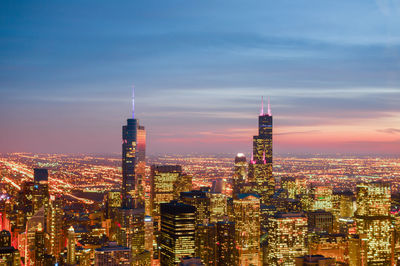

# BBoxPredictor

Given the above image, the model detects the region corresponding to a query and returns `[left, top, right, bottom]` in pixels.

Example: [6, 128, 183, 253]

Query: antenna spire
[132, 86, 135, 119]
[268, 96, 271, 116]
[260, 96, 264, 116]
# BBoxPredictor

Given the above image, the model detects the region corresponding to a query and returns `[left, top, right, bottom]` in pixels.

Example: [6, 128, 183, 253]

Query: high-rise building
[233, 153, 247, 197]
[308, 210, 334, 234]
[122, 117, 138, 206]
[208, 192, 227, 224]
[122, 88, 146, 207]
[95, 242, 131, 266]
[160, 201, 196, 265]
[311, 185, 333, 211]
[33, 168, 49, 213]
[195, 224, 216, 266]
[234, 194, 260, 266]
[46, 196, 63, 259]
[0, 230, 21, 265]
[136, 125, 146, 205]
[180, 189, 210, 225]
[295, 255, 335, 266]
[216, 221, 236, 266]
[67, 226, 76, 265]
[266, 212, 308, 265]
[115, 207, 145, 259]
[355, 182, 393, 265]
[308, 233, 348, 264]
[25, 206, 45, 266]
[248, 98, 274, 203]
[151, 165, 185, 224]
[34, 224, 45, 266]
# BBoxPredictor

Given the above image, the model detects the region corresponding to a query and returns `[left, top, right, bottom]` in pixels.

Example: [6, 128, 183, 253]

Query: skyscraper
[151, 165, 184, 223]
[216, 221, 236, 266]
[67, 226, 76, 265]
[33, 168, 49, 213]
[122, 88, 145, 207]
[95, 242, 131, 266]
[46, 196, 63, 259]
[248, 97, 274, 203]
[233, 153, 247, 197]
[160, 201, 196, 265]
[234, 193, 261, 266]
[122, 117, 137, 206]
[354, 182, 393, 265]
[266, 212, 308, 265]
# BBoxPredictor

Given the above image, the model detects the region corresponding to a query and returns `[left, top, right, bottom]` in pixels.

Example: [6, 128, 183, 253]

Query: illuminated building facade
[25, 207, 45, 266]
[67, 226, 76, 265]
[309, 233, 348, 264]
[136, 125, 146, 205]
[311, 185, 333, 211]
[216, 221, 236, 265]
[34, 225, 45, 265]
[233, 153, 247, 197]
[248, 98, 274, 203]
[295, 255, 335, 265]
[105, 190, 122, 219]
[115, 207, 145, 258]
[208, 192, 227, 224]
[281, 176, 297, 199]
[46, 197, 63, 259]
[355, 182, 393, 265]
[308, 210, 334, 234]
[160, 201, 196, 265]
[33, 168, 49, 213]
[266, 212, 308, 265]
[180, 190, 210, 225]
[94, 242, 131, 266]
[195, 223, 216, 265]
[0, 230, 21, 265]
[151, 165, 183, 223]
[234, 194, 260, 266]
[122, 118, 138, 206]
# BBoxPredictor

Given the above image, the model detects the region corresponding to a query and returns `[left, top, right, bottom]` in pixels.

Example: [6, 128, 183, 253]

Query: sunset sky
[1, 1, 400, 155]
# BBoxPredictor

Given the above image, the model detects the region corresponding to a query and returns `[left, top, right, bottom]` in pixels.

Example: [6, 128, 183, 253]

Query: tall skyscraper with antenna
[248, 97, 274, 203]
[122, 87, 145, 207]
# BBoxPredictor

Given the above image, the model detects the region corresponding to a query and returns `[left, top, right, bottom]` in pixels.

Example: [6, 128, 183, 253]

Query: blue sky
[1, 0, 400, 154]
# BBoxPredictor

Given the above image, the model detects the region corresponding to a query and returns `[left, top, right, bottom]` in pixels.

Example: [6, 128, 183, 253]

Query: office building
[160, 201, 196, 265]
[180, 190, 210, 225]
[295, 255, 335, 266]
[195, 224, 216, 266]
[266, 212, 308, 265]
[234, 194, 260, 266]
[308, 210, 334, 234]
[216, 221, 236, 265]
[248, 98, 274, 203]
[95, 242, 131, 266]
[151, 165, 185, 223]
[67, 226, 76, 265]
[355, 182, 393, 265]
[233, 153, 247, 197]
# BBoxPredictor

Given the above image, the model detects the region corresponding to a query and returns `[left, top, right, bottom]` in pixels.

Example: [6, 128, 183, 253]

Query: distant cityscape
[0, 96, 399, 266]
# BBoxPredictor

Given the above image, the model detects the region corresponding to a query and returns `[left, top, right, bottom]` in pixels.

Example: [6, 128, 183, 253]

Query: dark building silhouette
[160, 201, 196, 265]
[248, 97, 274, 203]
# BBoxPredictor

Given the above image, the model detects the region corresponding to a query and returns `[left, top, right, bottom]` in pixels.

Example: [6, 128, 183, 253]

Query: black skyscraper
[248, 97, 274, 203]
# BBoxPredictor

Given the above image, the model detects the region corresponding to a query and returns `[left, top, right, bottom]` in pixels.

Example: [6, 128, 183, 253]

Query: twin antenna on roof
[260, 96, 271, 116]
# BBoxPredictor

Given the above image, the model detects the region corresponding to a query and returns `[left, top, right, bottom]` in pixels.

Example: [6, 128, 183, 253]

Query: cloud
[377, 128, 400, 134]
[275, 130, 320, 136]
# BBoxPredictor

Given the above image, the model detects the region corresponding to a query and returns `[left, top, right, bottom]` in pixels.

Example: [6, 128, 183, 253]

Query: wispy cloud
[377, 128, 400, 134]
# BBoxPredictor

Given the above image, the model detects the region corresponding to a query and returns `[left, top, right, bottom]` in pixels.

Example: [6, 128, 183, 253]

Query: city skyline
[1, 1, 400, 155]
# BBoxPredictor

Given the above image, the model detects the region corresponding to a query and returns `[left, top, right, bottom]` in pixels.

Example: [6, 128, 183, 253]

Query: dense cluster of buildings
[0, 96, 398, 265]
